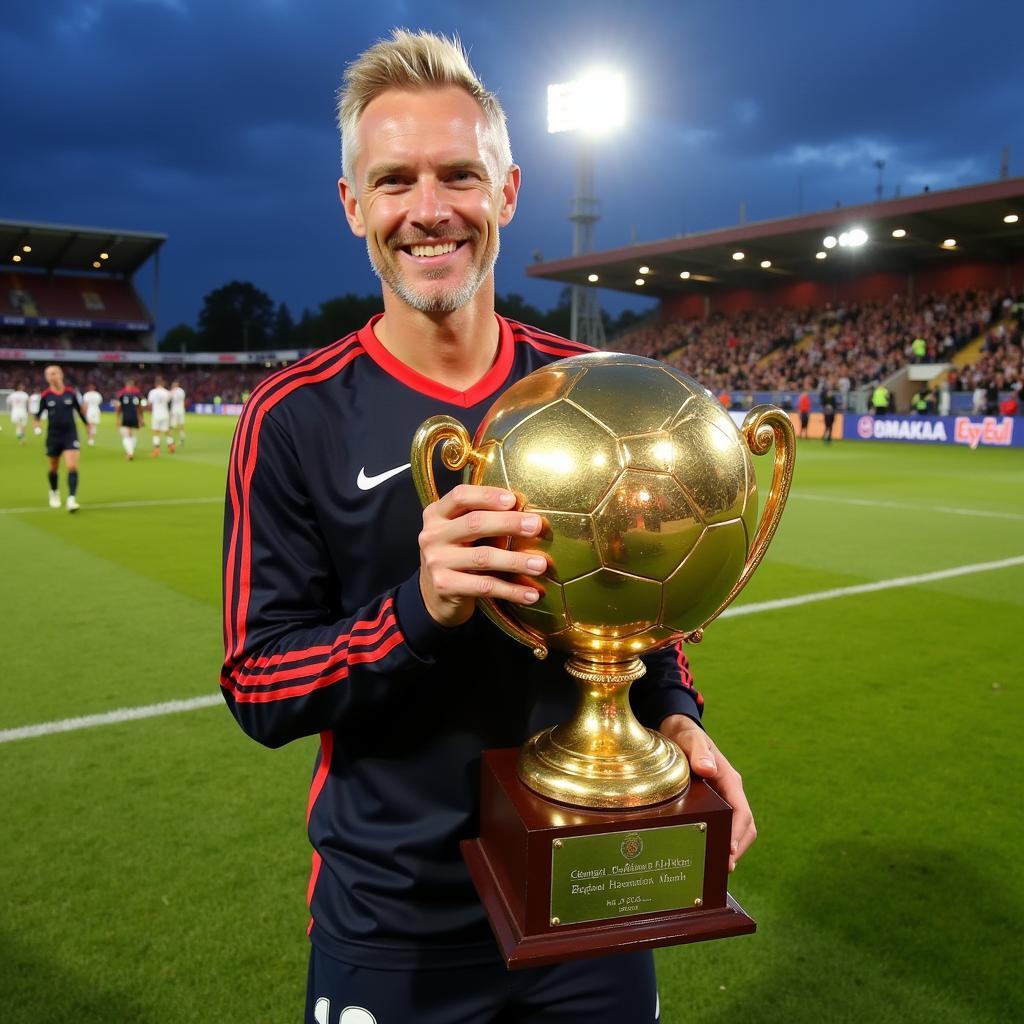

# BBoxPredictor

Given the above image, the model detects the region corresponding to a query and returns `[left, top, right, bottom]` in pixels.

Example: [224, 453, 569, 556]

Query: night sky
[3, 0, 1022, 336]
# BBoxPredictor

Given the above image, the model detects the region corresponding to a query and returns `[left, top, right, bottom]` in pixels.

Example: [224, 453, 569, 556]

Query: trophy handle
[683, 404, 796, 642]
[410, 415, 550, 661]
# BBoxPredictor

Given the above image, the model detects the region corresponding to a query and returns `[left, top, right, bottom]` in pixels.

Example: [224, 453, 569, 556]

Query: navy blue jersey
[117, 387, 143, 426]
[36, 387, 87, 436]
[221, 316, 703, 969]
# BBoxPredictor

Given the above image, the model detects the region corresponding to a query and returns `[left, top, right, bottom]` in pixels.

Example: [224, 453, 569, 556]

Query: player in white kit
[147, 376, 174, 456]
[7, 383, 30, 443]
[169, 380, 186, 446]
[81, 383, 103, 445]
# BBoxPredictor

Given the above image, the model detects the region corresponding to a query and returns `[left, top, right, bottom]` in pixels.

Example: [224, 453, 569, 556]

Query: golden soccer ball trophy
[411, 352, 795, 811]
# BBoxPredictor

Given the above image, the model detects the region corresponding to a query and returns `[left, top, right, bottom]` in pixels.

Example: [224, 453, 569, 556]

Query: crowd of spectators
[3, 286, 1021, 410]
[611, 288, 1014, 398]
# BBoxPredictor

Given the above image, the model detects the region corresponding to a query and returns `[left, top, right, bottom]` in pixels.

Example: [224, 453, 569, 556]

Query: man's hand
[659, 714, 756, 872]
[418, 485, 547, 628]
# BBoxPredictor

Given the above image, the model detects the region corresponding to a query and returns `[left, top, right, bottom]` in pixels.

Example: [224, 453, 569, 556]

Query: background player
[34, 364, 87, 511]
[81, 382, 103, 446]
[6, 382, 30, 443]
[147, 376, 174, 456]
[115, 377, 144, 459]
[169, 379, 186, 446]
[29, 387, 42, 435]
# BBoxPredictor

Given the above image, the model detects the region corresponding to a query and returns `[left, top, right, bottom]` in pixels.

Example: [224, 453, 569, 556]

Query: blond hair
[337, 28, 513, 186]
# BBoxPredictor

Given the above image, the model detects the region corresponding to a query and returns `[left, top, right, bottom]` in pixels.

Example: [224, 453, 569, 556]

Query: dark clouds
[2, 0, 1022, 331]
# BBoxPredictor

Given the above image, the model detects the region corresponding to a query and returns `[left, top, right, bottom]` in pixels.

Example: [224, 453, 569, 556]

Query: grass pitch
[1, 416, 1021, 1023]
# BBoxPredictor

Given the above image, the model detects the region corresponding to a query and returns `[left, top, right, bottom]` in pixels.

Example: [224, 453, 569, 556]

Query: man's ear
[497, 164, 522, 228]
[338, 177, 366, 238]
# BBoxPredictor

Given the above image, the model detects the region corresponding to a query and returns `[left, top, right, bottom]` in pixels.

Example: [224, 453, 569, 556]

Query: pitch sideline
[2, 554, 1022, 746]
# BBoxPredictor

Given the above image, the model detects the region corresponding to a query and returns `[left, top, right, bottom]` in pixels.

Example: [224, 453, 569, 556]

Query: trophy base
[463, 748, 756, 970]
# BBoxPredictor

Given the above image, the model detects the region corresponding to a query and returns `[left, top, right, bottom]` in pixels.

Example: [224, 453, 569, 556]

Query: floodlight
[1005, 213, 1019, 224]
[891, 228, 907, 238]
[638, 265, 651, 274]
[846, 227, 868, 247]
[21, 244, 31, 253]
[92, 260, 101, 268]
[760, 259, 772, 269]
[679, 271, 690, 279]
[732, 251, 744, 261]
[942, 238, 957, 249]
[100, 251, 110, 260]
[635, 278, 645, 286]
[587, 273, 599, 282]
[815, 251, 827, 260]
[838, 232, 850, 247]
[547, 71, 627, 135]
[12, 253, 22, 263]
[823, 235, 837, 249]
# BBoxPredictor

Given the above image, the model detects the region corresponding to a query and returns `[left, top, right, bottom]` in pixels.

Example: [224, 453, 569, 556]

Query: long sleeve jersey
[220, 315, 704, 969]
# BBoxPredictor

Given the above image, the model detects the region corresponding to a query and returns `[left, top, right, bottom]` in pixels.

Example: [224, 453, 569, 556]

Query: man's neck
[374, 283, 500, 392]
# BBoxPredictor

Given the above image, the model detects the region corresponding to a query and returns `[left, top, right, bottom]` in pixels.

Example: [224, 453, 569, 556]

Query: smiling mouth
[400, 240, 466, 258]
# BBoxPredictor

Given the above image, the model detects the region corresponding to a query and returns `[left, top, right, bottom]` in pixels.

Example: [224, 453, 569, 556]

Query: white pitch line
[0, 496, 223, 515]
[3, 555, 1023, 746]
[0, 695, 222, 744]
[721, 555, 1024, 618]
[793, 491, 1024, 522]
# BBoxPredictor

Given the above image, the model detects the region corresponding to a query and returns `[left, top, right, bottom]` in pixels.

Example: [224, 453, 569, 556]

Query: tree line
[159, 281, 648, 353]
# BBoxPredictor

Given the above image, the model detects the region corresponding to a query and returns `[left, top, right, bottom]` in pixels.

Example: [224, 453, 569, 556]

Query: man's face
[44, 366, 62, 389]
[339, 87, 519, 314]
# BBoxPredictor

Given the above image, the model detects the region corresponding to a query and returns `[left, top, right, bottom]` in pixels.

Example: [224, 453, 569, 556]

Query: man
[147, 375, 174, 455]
[871, 381, 890, 416]
[169, 379, 187, 446]
[115, 377, 144, 459]
[221, 31, 755, 1024]
[81, 382, 103, 445]
[820, 382, 837, 443]
[797, 388, 811, 437]
[6, 382, 30, 443]
[34, 364, 87, 511]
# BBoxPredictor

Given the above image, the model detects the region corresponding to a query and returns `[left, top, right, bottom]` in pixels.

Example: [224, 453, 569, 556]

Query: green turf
[1, 418, 1022, 1023]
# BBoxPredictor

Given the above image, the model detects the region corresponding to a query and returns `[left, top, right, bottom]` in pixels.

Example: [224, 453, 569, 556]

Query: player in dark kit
[221, 31, 756, 1024]
[34, 364, 87, 512]
[115, 378, 144, 460]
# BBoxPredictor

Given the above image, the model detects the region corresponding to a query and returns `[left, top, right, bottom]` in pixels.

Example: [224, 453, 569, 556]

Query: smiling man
[220, 29, 754, 1024]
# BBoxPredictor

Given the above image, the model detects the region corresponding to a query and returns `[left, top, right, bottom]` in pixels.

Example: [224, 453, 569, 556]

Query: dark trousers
[305, 944, 659, 1024]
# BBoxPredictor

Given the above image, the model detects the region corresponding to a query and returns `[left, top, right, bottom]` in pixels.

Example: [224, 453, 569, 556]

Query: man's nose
[410, 177, 450, 230]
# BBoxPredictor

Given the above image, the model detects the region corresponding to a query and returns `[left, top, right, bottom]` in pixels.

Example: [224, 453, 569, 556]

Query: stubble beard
[367, 231, 500, 314]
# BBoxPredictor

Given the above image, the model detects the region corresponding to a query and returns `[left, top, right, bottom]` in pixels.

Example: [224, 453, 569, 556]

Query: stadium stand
[530, 177, 1024, 413]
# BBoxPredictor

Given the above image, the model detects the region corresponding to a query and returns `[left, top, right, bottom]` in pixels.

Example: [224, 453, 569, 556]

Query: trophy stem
[517, 656, 691, 809]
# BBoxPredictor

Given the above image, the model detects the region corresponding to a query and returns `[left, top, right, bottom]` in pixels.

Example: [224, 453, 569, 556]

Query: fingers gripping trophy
[411, 352, 795, 967]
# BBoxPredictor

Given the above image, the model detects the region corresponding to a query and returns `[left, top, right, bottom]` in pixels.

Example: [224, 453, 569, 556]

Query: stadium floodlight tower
[547, 70, 627, 347]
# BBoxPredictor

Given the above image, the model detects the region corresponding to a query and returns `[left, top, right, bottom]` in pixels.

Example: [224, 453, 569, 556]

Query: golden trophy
[411, 352, 795, 967]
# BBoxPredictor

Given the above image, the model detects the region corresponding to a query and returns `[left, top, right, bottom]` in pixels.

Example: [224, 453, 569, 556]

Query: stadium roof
[526, 177, 1024, 298]
[0, 218, 166, 277]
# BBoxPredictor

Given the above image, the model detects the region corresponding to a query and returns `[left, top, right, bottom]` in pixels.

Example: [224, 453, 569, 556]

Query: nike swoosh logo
[357, 463, 411, 491]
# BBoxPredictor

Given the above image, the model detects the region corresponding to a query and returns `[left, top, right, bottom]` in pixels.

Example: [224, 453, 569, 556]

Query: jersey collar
[356, 313, 515, 409]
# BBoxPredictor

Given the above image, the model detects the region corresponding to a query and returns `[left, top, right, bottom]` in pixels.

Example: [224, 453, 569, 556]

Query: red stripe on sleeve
[227, 607, 399, 691]
[226, 631, 404, 704]
[305, 731, 333, 921]
[243, 599, 395, 671]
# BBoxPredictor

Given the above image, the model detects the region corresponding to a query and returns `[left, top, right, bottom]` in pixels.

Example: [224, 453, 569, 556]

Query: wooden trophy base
[462, 748, 755, 969]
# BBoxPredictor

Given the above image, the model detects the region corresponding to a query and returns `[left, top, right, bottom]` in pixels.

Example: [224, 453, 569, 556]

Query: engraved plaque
[550, 823, 707, 927]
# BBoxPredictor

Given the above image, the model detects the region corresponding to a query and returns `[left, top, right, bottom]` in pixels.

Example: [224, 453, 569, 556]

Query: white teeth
[409, 242, 458, 257]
